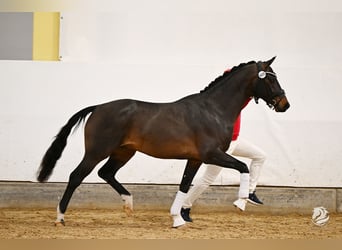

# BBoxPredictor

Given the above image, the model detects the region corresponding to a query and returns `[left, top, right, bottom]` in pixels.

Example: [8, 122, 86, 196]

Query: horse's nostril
[285, 102, 290, 110]
[278, 102, 290, 112]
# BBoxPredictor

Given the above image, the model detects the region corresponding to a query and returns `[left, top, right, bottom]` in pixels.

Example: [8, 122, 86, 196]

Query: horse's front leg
[170, 160, 201, 228]
[205, 149, 250, 210]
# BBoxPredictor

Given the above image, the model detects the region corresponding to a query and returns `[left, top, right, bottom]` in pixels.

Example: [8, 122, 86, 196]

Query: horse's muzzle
[275, 96, 290, 112]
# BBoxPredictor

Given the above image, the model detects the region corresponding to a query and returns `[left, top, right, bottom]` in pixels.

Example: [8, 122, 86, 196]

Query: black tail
[37, 106, 97, 182]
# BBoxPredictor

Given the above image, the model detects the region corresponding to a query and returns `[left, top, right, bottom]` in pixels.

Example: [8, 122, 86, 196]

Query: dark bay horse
[37, 57, 289, 227]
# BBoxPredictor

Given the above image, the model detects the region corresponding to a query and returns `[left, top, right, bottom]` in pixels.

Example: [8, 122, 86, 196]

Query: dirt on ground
[1, 207, 341, 239]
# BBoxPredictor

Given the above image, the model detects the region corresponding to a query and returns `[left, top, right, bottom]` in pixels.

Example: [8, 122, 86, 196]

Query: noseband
[254, 62, 285, 108]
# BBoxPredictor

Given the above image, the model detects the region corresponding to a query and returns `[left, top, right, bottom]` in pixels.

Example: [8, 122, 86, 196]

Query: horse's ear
[264, 56, 276, 67]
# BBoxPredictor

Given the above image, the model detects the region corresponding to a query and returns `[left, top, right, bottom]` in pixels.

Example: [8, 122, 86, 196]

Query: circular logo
[311, 207, 329, 226]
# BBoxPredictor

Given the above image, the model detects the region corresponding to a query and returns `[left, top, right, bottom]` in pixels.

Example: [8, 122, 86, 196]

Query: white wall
[1, 0, 342, 187]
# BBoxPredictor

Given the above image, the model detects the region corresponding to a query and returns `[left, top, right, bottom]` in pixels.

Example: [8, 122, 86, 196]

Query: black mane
[200, 61, 256, 93]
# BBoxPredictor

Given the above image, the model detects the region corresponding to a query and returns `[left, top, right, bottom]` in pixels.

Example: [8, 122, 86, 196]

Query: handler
[181, 70, 267, 222]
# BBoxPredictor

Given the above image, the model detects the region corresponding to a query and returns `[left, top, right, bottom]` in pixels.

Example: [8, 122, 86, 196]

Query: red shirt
[232, 99, 250, 140]
[225, 68, 251, 141]
[232, 114, 241, 141]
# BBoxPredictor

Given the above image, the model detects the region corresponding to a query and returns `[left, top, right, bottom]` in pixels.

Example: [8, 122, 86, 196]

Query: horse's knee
[239, 163, 249, 174]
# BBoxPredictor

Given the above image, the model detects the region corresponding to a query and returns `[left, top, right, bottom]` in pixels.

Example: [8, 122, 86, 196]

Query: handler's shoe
[181, 207, 193, 222]
[247, 191, 263, 205]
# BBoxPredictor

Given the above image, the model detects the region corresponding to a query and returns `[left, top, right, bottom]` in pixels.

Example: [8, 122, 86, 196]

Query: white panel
[1, 0, 342, 187]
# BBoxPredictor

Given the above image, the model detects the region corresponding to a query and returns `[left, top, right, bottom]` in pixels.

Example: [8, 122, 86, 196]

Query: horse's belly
[139, 140, 199, 160]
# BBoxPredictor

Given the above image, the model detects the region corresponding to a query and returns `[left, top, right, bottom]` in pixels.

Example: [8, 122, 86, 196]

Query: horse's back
[83, 98, 203, 159]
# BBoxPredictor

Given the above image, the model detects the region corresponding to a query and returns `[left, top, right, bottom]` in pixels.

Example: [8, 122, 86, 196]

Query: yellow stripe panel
[32, 12, 60, 61]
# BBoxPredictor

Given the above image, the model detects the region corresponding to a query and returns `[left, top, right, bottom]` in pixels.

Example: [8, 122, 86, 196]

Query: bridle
[254, 61, 285, 109]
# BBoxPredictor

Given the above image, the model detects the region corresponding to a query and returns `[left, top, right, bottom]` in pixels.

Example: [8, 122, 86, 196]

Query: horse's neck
[207, 72, 252, 117]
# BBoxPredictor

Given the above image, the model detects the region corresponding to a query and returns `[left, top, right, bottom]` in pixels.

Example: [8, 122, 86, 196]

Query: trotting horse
[37, 57, 289, 227]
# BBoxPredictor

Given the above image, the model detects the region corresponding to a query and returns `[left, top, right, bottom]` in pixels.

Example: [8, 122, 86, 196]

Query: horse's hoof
[121, 194, 133, 216]
[54, 219, 65, 227]
[233, 198, 247, 211]
[123, 205, 133, 217]
[172, 214, 186, 228]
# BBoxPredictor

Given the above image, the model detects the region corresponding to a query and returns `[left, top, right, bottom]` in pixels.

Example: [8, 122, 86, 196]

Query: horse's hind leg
[170, 160, 201, 228]
[56, 155, 102, 225]
[97, 149, 136, 216]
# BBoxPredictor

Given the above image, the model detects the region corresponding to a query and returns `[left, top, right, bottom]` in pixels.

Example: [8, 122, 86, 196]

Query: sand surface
[1, 208, 341, 239]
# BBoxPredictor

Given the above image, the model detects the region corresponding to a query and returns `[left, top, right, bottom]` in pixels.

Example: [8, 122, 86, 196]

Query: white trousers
[183, 137, 266, 208]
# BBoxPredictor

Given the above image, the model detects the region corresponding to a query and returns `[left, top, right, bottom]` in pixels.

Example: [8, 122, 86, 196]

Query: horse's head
[252, 57, 290, 112]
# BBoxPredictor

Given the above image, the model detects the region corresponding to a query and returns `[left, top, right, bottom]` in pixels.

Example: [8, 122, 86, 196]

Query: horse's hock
[1, 182, 341, 214]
